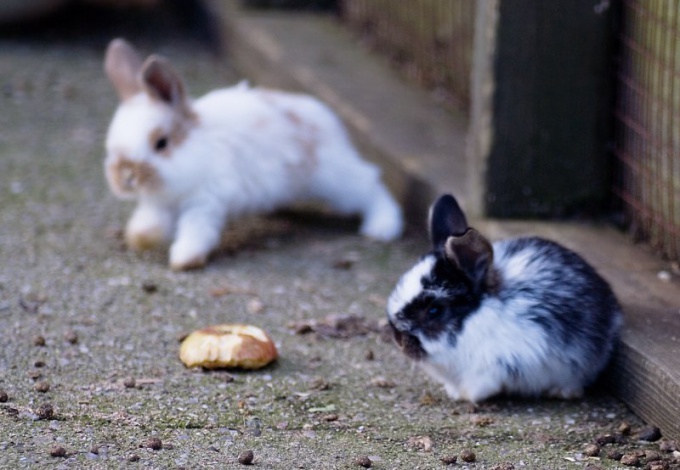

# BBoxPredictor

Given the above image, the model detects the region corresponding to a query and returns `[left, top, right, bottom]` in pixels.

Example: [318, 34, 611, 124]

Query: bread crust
[179, 324, 277, 369]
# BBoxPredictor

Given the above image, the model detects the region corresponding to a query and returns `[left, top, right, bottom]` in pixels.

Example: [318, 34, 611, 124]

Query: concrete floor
[0, 2, 678, 468]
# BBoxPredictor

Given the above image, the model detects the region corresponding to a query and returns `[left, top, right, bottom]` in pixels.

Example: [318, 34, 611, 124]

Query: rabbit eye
[428, 306, 442, 317]
[154, 136, 169, 152]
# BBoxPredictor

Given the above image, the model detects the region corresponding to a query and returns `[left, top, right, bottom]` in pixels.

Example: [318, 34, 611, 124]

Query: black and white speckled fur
[387, 194, 623, 403]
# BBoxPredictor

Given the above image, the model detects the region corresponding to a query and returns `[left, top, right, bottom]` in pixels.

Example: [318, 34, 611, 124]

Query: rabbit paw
[443, 383, 462, 401]
[169, 242, 209, 271]
[125, 204, 173, 251]
[126, 226, 167, 251]
[547, 386, 584, 400]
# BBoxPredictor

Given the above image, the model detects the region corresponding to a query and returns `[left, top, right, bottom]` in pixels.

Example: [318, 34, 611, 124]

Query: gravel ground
[1, 4, 679, 469]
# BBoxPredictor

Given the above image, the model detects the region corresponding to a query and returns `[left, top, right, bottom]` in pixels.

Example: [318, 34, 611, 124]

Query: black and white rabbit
[387, 194, 623, 402]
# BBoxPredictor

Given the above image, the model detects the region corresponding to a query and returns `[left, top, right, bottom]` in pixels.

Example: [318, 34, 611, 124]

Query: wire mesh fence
[340, 0, 475, 113]
[615, 0, 680, 260]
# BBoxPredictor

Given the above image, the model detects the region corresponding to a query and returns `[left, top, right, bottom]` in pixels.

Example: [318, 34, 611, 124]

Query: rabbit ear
[105, 38, 144, 101]
[429, 194, 468, 249]
[444, 229, 494, 289]
[140, 56, 190, 115]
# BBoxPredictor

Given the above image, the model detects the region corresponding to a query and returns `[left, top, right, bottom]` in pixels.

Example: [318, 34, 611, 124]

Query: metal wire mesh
[615, 0, 680, 260]
[340, 0, 475, 113]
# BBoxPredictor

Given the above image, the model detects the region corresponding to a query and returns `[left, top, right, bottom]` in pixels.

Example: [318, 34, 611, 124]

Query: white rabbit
[387, 194, 623, 403]
[103, 38, 403, 270]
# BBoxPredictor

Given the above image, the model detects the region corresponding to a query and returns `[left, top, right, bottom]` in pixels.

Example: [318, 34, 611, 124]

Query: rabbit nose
[121, 167, 136, 189]
[389, 321, 404, 346]
[389, 322, 426, 360]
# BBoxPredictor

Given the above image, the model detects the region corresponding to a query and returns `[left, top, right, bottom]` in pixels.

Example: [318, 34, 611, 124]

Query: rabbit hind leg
[312, 160, 403, 241]
[358, 184, 403, 241]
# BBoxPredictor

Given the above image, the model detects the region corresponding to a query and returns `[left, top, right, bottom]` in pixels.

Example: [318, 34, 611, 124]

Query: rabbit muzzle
[389, 321, 426, 360]
[106, 157, 162, 197]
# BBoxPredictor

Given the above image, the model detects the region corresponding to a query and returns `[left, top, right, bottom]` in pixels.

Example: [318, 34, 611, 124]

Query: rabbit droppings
[103, 39, 403, 270]
[387, 194, 623, 403]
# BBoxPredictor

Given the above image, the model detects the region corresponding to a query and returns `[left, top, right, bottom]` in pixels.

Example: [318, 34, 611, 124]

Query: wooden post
[468, 0, 616, 218]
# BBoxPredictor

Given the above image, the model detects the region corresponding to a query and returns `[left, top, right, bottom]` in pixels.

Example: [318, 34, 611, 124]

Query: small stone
[672, 262, 680, 275]
[34, 360, 45, 367]
[596, 434, 617, 445]
[128, 453, 140, 462]
[123, 377, 136, 389]
[33, 335, 46, 347]
[620, 453, 640, 466]
[27, 370, 42, 380]
[246, 298, 265, 314]
[471, 415, 494, 427]
[407, 435, 433, 452]
[607, 450, 623, 461]
[440, 455, 458, 465]
[36, 403, 54, 420]
[419, 391, 437, 406]
[613, 432, 629, 444]
[637, 426, 662, 442]
[648, 463, 669, 470]
[34, 381, 50, 393]
[141, 281, 158, 293]
[49, 446, 67, 457]
[645, 450, 662, 461]
[333, 258, 355, 270]
[659, 440, 678, 453]
[657, 270, 672, 282]
[321, 413, 339, 422]
[245, 417, 262, 437]
[364, 349, 374, 361]
[618, 421, 632, 435]
[370, 377, 395, 389]
[238, 450, 254, 465]
[294, 323, 313, 335]
[490, 465, 515, 470]
[584, 444, 601, 457]
[460, 450, 476, 463]
[219, 373, 235, 383]
[0, 391, 8, 403]
[309, 377, 330, 391]
[89, 446, 99, 455]
[144, 437, 162, 450]
[354, 456, 372, 468]
[64, 331, 78, 344]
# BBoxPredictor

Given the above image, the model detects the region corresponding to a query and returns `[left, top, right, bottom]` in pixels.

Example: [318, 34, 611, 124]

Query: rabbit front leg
[125, 201, 174, 251]
[425, 362, 502, 403]
[459, 380, 503, 404]
[169, 204, 225, 271]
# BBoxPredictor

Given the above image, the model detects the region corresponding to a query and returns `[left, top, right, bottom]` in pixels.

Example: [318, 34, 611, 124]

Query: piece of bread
[179, 324, 277, 369]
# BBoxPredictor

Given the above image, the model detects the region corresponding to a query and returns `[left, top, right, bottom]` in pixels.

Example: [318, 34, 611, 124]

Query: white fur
[387, 255, 436, 327]
[388, 241, 592, 403]
[106, 77, 403, 270]
[419, 297, 583, 402]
